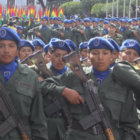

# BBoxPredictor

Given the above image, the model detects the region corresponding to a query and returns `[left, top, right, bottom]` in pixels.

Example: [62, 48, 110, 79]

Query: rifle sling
[0, 116, 17, 138]
[0, 97, 10, 118]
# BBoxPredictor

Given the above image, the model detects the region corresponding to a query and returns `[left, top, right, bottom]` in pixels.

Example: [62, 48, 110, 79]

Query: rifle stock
[21, 133, 30, 140]
[63, 51, 115, 140]
[21, 51, 53, 78]
[105, 128, 115, 140]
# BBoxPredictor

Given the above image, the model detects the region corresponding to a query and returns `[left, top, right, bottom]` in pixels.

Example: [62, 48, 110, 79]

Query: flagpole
[136, 0, 138, 18]
[123, 0, 126, 17]
[106, 0, 108, 18]
[116, 0, 119, 17]
[112, 0, 114, 17]
[129, 0, 131, 18]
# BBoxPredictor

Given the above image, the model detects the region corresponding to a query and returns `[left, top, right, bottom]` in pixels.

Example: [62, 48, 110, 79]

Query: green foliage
[60, 1, 82, 17]
[91, 3, 106, 17]
[80, 0, 105, 16]
[58, 0, 140, 18]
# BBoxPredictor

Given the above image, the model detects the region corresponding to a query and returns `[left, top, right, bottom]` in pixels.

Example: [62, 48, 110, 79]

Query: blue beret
[128, 19, 132, 23]
[108, 38, 120, 52]
[49, 38, 59, 46]
[92, 18, 98, 23]
[41, 16, 48, 21]
[19, 39, 34, 51]
[84, 18, 91, 22]
[104, 20, 109, 24]
[99, 18, 104, 22]
[49, 39, 72, 53]
[70, 15, 75, 19]
[65, 39, 77, 51]
[71, 19, 76, 23]
[44, 44, 50, 53]
[0, 27, 21, 44]
[132, 18, 138, 22]
[49, 17, 53, 20]
[88, 37, 114, 52]
[79, 42, 88, 50]
[64, 19, 71, 24]
[57, 17, 61, 21]
[120, 19, 127, 22]
[32, 39, 45, 48]
[54, 17, 59, 20]
[17, 26, 24, 30]
[120, 39, 140, 56]
[75, 18, 81, 22]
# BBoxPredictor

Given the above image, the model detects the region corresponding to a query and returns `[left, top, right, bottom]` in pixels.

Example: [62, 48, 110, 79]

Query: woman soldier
[0, 27, 48, 140]
[42, 37, 138, 140]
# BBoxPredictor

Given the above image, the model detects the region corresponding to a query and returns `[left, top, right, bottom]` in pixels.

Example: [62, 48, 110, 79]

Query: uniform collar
[17, 62, 29, 74]
[50, 63, 67, 76]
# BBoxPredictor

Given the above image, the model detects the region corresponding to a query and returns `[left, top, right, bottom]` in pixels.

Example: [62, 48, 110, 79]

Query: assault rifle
[0, 83, 30, 140]
[62, 51, 115, 140]
[21, 51, 53, 78]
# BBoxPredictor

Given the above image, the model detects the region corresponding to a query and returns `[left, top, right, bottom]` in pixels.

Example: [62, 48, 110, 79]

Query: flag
[58, 8, 64, 17]
[51, 8, 57, 17]
[0, 5, 2, 17]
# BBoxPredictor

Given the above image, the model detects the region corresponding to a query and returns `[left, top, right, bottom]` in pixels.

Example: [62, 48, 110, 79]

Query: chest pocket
[103, 87, 127, 120]
[14, 82, 34, 116]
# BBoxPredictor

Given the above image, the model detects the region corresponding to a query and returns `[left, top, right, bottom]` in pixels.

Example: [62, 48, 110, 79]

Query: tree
[60, 1, 82, 18]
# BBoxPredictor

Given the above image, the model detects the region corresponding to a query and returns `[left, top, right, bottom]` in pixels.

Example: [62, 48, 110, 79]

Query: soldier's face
[138, 20, 140, 26]
[17, 29, 23, 34]
[80, 48, 88, 59]
[92, 22, 97, 27]
[0, 40, 18, 65]
[120, 22, 125, 27]
[84, 22, 90, 27]
[50, 49, 68, 70]
[108, 26, 116, 34]
[34, 46, 43, 52]
[64, 23, 70, 28]
[119, 49, 139, 64]
[54, 20, 58, 24]
[103, 24, 109, 29]
[18, 47, 33, 61]
[111, 50, 119, 63]
[42, 19, 48, 26]
[89, 49, 112, 71]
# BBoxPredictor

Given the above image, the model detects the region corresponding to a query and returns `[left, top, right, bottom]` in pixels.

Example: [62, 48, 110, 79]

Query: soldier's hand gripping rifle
[0, 83, 30, 140]
[62, 51, 115, 140]
[21, 51, 53, 78]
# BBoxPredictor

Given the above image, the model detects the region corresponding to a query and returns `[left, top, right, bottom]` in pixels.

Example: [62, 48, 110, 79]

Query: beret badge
[0, 29, 6, 38]
[58, 41, 65, 47]
[93, 38, 100, 47]
[129, 40, 135, 47]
